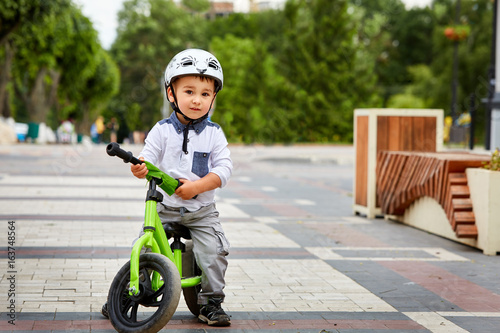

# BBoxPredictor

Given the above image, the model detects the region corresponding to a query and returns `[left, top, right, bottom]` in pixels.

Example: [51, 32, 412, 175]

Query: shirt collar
[169, 112, 208, 135]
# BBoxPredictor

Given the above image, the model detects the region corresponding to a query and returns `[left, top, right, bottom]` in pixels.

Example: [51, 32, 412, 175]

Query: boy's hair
[171, 75, 217, 90]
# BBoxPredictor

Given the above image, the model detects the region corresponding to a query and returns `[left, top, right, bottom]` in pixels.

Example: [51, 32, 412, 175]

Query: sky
[76, 0, 433, 50]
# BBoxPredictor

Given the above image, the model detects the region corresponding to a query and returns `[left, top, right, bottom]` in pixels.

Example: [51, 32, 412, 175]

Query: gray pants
[135, 203, 230, 305]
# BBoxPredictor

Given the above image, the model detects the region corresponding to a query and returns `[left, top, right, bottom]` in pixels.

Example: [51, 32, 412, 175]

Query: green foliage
[1, 0, 119, 132]
[277, 0, 380, 142]
[211, 35, 298, 143]
[387, 94, 426, 109]
[387, 65, 436, 109]
[1, 0, 495, 144]
[181, 0, 210, 13]
[483, 149, 500, 171]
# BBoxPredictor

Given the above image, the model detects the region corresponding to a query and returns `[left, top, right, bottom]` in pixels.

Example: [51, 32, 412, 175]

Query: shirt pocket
[192, 151, 211, 178]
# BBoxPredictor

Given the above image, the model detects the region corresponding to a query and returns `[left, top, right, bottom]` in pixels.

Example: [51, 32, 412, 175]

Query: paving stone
[1, 144, 499, 332]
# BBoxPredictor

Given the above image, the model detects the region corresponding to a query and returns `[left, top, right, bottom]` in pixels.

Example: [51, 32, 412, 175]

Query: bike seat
[163, 222, 191, 239]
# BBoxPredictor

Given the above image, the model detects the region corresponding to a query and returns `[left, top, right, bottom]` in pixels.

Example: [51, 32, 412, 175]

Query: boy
[105, 49, 232, 326]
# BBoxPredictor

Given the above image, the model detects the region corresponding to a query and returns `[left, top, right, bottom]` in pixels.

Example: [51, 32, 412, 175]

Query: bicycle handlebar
[106, 142, 143, 165]
[106, 142, 197, 199]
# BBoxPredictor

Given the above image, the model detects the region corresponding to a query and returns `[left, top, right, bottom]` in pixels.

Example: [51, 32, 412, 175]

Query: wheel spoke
[148, 284, 164, 300]
[129, 302, 139, 322]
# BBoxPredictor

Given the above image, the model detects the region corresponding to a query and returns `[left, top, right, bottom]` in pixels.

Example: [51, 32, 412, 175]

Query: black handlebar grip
[106, 142, 143, 165]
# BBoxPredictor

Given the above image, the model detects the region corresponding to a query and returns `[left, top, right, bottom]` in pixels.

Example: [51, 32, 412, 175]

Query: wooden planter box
[353, 108, 444, 218]
[466, 168, 500, 255]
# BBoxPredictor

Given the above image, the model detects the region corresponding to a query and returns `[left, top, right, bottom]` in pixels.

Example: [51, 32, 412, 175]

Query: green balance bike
[105, 143, 202, 333]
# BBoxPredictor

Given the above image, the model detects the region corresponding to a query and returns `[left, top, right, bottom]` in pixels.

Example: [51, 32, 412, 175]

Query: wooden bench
[376, 151, 490, 239]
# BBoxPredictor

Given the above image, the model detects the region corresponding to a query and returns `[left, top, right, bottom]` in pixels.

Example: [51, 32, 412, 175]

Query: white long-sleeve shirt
[140, 113, 232, 211]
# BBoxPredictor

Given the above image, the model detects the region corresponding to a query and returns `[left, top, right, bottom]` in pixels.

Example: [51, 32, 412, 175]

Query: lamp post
[491, 0, 500, 149]
[483, 0, 500, 150]
[450, 0, 460, 125]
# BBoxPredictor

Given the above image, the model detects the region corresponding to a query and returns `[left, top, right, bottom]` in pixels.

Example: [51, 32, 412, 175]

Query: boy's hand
[175, 179, 199, 200]
[131, 157, 148, 179]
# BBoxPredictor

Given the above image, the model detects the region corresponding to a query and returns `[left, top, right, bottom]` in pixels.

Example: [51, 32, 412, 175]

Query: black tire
[107, 253, 181, 333]
[182, 240, 202, 316]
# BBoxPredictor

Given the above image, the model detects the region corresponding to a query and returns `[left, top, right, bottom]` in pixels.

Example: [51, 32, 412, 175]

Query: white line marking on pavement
[294, 199, 316, 206]
[261, 186, 278, 192]
[254, 216, 279, 223]
[404, 312, 469, 333]
[305, 247, 470, 262]
[225, 222, 300, 248]
[234, 176, 252, 182]
[437, 311, 500, 317]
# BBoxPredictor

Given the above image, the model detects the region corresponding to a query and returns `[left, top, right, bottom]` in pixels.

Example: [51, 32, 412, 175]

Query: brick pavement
[0, 143, 499, 332]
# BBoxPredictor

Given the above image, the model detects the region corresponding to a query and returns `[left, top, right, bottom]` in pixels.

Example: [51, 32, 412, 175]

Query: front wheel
[107, 253, 181, 333]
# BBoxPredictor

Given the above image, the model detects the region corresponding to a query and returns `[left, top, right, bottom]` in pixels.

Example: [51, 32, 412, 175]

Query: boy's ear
[166, 86, 175, 103]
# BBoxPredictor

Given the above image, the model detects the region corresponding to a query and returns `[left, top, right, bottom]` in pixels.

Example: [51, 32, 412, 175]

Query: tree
[0, 0, 66, 118]
[10, 0, 73, 123]
[110, 0, 208, 132]
[2, 0, 119, 133]
[278, 0, 380, 142]
[211, 34, 299, 143]
[71, 49, 120, 133]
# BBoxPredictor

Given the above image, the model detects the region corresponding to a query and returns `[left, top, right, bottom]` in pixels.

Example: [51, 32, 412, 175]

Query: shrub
[483, 149, 500, 171]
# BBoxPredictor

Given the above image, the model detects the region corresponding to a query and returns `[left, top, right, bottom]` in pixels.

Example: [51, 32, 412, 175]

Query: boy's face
[168, 76, 216, 124]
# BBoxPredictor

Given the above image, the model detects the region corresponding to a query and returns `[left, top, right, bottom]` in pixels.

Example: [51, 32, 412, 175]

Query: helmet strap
[166, 83, 217, 154]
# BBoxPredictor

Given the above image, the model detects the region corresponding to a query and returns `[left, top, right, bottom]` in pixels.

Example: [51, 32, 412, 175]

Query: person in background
[109, 117, 119, 143]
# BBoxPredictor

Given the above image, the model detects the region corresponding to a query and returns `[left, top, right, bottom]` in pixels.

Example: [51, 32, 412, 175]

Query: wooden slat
[387, 117, 401, 151]
[450, 185, 470, 198]
[412, 117, 425, 152]
[455, 224, 478, 238]
[377, 116, 389, 152]
[448, 173, 467, 185]
[423, 117, 437, 151]
[355, 116, 369, 206]
[454, 211, 476, 225]
[400, 117, 413, 151]
[452, 198, 473, 211]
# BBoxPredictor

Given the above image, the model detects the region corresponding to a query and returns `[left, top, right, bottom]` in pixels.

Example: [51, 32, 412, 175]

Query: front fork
[128, 179, 201, 295]
[129, 230, 201, 295]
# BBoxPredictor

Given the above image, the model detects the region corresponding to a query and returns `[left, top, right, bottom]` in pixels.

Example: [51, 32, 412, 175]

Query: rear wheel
[182, 240, 202, 316]
[107, 253, 181, 333]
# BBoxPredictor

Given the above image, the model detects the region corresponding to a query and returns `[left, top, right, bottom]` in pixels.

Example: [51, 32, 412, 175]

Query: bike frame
[128, 177, 201, 296]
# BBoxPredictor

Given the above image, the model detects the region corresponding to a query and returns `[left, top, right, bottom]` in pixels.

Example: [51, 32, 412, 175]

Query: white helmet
[164, 48, 223, 92]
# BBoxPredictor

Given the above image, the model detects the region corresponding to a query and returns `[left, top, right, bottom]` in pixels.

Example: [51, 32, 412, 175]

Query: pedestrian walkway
[0, 143, 499, 332]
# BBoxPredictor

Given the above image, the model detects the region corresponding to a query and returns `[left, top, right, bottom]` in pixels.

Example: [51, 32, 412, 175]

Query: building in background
[174, 0, 286, 15]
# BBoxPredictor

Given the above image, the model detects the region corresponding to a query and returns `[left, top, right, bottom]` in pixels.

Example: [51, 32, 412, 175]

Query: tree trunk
[27, 67, 60, 124]
[48, 69, 61, 127]
[0, 41, 15, 118]
[79, 101, 91, 135]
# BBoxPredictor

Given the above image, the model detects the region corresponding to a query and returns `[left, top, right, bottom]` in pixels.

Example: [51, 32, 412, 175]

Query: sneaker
[101, 302, 109, 319]
[198, 297, 231, 326]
